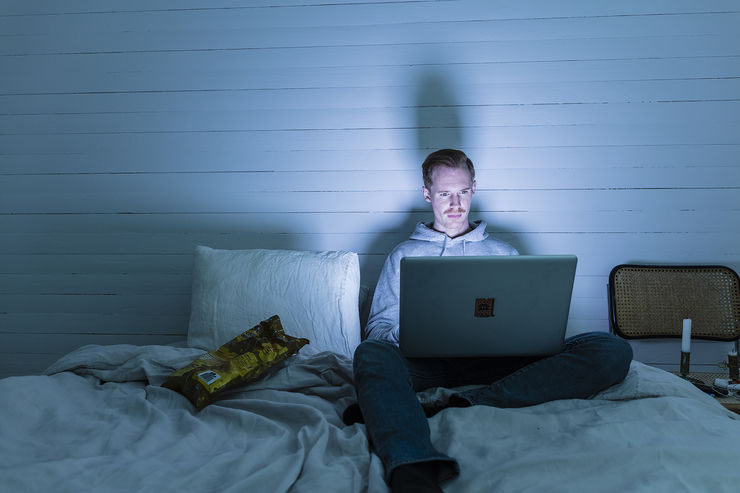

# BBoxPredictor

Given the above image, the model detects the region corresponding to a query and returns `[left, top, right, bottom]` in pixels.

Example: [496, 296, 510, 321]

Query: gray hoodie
[364, 220, 519, 343]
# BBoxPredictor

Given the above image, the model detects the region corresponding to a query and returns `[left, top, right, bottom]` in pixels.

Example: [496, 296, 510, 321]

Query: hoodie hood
[409, 220, 489, 242]
[408, 220, 489, 255]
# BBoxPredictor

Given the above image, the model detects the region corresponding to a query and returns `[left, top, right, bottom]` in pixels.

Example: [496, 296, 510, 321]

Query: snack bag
[163, 315, 308, 410]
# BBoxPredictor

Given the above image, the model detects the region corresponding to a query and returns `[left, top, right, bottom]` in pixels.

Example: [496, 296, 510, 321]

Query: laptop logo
[475, 298, 495, 318]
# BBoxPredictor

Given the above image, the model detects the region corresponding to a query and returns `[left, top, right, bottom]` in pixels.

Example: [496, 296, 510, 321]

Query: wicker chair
[608, 264, 740, 345]
[608, 264, 740, 407]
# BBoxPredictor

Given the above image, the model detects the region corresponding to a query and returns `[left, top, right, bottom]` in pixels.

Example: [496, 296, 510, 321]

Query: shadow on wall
[363, 67, 524, 302]
[414, 68, 528, 256]
[359, 69, 463, 298]
[414, 70, 464, 154]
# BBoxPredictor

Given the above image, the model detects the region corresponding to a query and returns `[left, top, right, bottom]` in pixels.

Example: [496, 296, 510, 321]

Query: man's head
[421, 149, 477, 238]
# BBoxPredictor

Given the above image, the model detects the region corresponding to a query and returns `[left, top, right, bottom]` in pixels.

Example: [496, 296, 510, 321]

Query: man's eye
[439, 193, 449, 197]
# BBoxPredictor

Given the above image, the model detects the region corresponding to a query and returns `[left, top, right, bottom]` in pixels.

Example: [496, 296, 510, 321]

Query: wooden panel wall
[1, 0, 739, 377]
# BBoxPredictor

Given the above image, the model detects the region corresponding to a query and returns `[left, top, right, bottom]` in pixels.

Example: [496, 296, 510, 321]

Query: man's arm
[363, 251, 402, 344]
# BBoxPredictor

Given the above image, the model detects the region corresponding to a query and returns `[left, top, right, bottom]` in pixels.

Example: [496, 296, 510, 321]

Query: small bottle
[729, 349, 739, 381]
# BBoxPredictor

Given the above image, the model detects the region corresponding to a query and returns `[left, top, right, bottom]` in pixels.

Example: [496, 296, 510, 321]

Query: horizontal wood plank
[3, 166, 740, 193]
[0, 313, 189, 335]
[3, 7, 739, 42]
[1, 232, 738, 276]
[0, 353, 66, 378]
[0, 333, 184, 357]
[2, 1, 738, 31]
[3, 189, 738, 215]
[4, 101, 740, 135]
[3, 145, 739, 174]
[2, 210, 739, 238]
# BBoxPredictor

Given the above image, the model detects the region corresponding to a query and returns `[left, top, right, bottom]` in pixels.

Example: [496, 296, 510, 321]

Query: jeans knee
[569, 332, 633, 382]
[611, 336, 633, 378]
[596, 333, 632, 382]
[353, 340, 404, 377]
[354, 339, 398, 362]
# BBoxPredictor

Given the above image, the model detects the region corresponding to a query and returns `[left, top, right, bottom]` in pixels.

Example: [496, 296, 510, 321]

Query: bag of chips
[162, 315, 309, 410]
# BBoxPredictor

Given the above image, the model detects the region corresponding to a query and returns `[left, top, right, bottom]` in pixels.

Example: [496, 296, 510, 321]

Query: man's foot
[342, 403, 365, 425]
[391, 462, 443, 493]
[448, 394, 472, 408]
[422, 394, 472, 418]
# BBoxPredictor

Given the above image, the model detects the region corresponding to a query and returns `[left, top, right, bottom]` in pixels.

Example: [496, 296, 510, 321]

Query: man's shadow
[361, 69, 526, 319]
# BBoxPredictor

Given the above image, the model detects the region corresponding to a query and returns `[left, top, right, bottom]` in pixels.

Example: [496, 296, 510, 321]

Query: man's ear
[422, 186, 432, 203]
[471, 180, 477, 195]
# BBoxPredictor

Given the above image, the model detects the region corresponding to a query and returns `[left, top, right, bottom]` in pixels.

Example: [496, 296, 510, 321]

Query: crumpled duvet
[1, 343, 738, 493]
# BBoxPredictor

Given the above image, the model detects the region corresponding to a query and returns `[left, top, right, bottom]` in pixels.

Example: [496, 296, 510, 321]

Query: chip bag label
[162, 315, 309, 410]
[197, 370, 221, 386]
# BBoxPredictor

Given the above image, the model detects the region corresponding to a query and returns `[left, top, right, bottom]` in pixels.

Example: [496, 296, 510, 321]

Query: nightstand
[672, 371, 740, 414]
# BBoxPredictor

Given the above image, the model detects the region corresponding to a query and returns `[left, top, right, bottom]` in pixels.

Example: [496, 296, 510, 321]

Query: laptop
[398, 255, 577, 358]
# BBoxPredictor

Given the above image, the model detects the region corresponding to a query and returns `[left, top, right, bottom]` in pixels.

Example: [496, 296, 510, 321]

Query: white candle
[681, 318, 692, 353]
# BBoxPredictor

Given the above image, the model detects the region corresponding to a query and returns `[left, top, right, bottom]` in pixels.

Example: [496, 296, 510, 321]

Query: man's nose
[450, 193, 461, 206]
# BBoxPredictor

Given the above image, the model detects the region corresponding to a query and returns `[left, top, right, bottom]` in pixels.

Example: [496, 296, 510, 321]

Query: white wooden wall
[1, 1, 739, 377]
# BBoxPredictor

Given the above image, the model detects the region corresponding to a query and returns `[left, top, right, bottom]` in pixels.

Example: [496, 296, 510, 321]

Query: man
[346, 149, 633, 492]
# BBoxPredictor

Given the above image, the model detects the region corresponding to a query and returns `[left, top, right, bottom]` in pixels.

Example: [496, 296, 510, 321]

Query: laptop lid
[399, 255, 577, 358]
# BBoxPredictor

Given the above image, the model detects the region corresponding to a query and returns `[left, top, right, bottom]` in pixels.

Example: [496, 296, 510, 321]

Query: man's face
[422, 166, 476, 238]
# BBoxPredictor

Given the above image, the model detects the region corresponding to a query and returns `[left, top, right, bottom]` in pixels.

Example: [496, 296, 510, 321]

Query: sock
[390, 462, 443, 493]
[447, 394, 472, 408]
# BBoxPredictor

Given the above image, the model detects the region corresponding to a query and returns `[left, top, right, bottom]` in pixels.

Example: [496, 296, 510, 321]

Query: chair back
[608, 264, 740, 341]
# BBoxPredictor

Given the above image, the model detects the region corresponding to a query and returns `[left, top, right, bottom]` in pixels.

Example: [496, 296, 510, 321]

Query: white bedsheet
[1, 343, 739, 492]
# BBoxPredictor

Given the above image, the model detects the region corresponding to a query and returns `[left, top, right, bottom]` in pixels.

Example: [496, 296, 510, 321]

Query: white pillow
[188, 246, 361, 359]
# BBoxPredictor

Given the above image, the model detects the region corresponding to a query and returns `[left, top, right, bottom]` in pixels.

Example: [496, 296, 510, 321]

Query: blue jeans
[352, 332, 633, 483]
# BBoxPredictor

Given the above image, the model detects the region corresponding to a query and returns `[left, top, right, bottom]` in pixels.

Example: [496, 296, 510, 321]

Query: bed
[2, 246, 739, 492]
